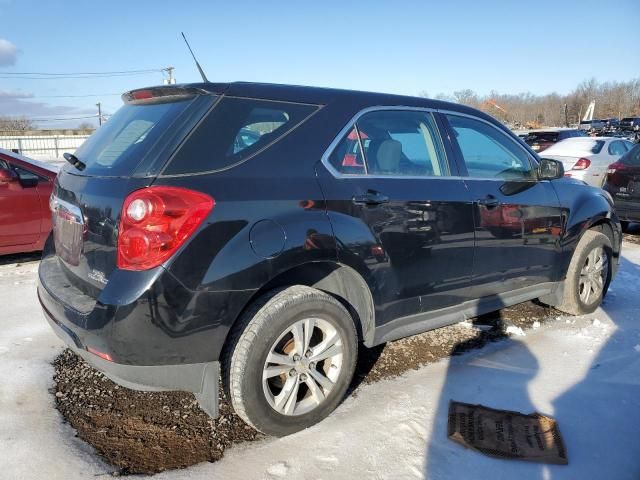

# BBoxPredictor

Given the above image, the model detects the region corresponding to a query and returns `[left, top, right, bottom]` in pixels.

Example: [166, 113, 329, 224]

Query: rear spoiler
[122, 86, 217, 105]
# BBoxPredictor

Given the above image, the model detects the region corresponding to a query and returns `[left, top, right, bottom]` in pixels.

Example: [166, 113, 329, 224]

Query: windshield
[68, 95, 212, 177]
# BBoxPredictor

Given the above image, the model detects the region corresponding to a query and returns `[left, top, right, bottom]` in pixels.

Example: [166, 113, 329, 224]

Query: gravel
[53, 298, 559, 475]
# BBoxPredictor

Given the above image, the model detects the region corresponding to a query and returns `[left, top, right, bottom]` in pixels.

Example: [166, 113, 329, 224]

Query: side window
[328, 110, 449, 177]
[446, 114, 533, 180]
[608, 141, 627, 156]
[0, 159, 9, 170]
[231, 107, 289, 155]
[164, 98, 319, 175]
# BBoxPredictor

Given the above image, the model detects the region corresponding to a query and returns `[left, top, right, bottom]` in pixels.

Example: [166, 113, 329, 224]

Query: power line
[29, 115, 100, 122]
[33, 93, 122, 98]
[0, 72, 163, 80]
[0, 69, 162, 76]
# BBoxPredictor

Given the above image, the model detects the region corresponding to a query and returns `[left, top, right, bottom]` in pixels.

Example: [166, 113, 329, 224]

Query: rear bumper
[613, 202, 640, 222]
[37, 253, 256, 418]
[40, 287, 220, 417]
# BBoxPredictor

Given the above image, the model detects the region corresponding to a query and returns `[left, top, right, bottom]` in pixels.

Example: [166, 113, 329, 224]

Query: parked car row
[579, 116, 640, 134]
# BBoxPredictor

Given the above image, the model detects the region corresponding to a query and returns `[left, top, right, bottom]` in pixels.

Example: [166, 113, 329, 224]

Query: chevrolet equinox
[39, 82, 622, 436]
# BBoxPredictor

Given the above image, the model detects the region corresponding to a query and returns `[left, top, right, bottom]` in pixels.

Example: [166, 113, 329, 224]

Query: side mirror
[538, 158, 564, 180]
[0, 168, 18, 185]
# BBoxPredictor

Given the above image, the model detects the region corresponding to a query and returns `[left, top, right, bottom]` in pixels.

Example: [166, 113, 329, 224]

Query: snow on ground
[2, 245, 640, 480]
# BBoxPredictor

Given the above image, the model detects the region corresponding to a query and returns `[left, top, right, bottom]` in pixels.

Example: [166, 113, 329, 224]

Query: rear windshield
[68, 95, 213, 177]
[163, 97, 319, 175]
[526, 132, 559, 143]
[621, 144, 640, 165]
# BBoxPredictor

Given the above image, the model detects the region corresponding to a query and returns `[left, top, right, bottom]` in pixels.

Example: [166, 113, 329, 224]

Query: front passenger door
[318, 109, 476, 328]
[0, 159, 42, 247]
[442, 113, 563, 298]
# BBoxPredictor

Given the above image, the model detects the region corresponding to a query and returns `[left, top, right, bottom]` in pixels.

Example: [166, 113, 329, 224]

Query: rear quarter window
[163, 97, 319, 175]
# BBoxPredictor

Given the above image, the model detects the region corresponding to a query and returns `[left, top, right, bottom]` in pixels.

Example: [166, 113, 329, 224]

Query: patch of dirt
[53, 351, 260, 474]
[623, 230, 640, 245]
[53, 300, 559, 475]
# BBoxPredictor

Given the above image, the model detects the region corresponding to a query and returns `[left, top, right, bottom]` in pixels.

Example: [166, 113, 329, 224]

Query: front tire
[555, 230, 612, 315]
[222, 285, 358, 436]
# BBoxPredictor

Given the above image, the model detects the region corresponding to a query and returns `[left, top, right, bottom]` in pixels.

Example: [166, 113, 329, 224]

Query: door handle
[477, 195, 500, 208]
[352, 191, 390, 206]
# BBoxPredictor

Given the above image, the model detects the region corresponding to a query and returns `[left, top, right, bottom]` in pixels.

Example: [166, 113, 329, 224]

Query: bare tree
[0, 117, 34, 132]
[428, 78, 640, 127]
[77, 122, 95, 130]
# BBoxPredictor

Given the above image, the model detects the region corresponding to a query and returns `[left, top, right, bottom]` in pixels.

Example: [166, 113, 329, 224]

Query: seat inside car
[373, 139, 403, 174]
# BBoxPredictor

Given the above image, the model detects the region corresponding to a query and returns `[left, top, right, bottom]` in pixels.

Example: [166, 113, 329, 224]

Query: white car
[541, 137, 635, 187]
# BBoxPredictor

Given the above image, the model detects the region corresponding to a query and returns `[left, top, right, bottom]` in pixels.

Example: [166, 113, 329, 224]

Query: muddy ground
[53, 300, 559, 475]
[52, 229, 640, 475]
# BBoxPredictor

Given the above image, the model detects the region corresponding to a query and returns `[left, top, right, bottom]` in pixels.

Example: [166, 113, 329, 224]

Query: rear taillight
[117, 186, 214, 271]
[572, 158, 591, 170]
[607, 162, 626, 174]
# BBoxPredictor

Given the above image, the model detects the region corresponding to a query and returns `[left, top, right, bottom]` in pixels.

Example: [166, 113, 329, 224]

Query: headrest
[376, 139, 402, 173]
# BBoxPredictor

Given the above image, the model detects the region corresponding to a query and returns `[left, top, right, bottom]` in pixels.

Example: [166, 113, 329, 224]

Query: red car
[0, 149, 59, 255]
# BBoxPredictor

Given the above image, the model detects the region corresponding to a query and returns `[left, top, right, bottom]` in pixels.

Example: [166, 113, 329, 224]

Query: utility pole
[96, 102, 102, 126]
[163, 66, 176, 85]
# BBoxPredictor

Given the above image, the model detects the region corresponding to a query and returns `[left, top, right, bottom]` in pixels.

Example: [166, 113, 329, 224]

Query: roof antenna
[181, 32, 209, 83]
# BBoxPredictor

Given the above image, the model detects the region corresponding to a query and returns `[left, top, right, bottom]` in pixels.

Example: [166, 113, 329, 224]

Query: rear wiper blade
[63, 152, 86, 171]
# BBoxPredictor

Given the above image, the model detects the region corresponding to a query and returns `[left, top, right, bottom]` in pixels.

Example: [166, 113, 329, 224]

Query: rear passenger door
[318, 108, 476, 327]
[441, 113, 563, 298]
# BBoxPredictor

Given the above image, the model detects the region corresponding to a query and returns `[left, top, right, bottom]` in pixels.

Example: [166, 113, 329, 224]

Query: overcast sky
[1, 0, 639, 128]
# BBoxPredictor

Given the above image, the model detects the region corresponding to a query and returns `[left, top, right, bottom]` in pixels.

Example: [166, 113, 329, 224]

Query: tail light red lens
[607, 162, 627, 174]
[572, 158, 591, 170]
[117, 186, 214, 271]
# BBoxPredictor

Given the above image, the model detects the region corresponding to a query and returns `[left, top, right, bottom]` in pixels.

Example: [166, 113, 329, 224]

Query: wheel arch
[228, 261, 376, 348]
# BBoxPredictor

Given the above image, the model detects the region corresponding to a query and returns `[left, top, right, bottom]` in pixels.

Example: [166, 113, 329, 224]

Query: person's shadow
[424, 248, 640, 479]
[550, 255, 640, 479]
[424, 300, 546, 479]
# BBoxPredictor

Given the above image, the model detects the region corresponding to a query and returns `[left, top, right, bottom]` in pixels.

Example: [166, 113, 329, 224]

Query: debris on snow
[505, 325, 526, 336]
[448, 401, 568, 465]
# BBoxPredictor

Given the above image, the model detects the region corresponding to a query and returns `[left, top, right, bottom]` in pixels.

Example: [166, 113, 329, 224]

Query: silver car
[541, 137, 635, 187]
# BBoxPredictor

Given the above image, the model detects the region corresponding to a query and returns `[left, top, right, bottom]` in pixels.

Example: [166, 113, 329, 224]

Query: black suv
[39, 82, 622, 436]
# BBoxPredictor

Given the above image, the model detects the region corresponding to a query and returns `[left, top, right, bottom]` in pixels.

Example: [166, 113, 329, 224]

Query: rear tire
[222, 285, 358, 436]
[555, 230, 612, 316]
